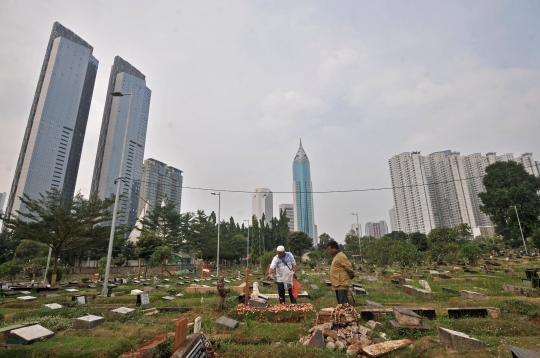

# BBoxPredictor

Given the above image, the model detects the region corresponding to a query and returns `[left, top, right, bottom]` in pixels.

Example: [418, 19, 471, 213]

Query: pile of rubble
[298, 304, 411, 356]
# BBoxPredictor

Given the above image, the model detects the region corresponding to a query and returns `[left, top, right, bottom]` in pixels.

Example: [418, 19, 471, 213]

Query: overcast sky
[1, 1, 539, 243]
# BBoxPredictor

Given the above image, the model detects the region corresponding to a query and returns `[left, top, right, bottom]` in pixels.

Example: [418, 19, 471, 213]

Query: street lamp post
[351, 213, 360, 257]
[102, 90, 133, 296]
[243, 219, 250, 269]
[513, 206, 529, 255]
[211, 192, 221, 276]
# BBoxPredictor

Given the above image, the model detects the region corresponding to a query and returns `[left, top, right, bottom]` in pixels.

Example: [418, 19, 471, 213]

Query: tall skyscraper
[292, 140, 317, 245]
[5, 22, 98, 219]
[138, 158, 183, 216]
[365, 221, 388, 238]
[252, 188, 273, 222]
[90, 56, 151, 226]
[389, 150, 538, 234]
[279, 204, 295, 232]
[351, 223, 362, 237]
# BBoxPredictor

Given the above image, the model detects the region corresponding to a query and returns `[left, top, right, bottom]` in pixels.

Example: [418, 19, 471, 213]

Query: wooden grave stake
[173, 318, 188, 352]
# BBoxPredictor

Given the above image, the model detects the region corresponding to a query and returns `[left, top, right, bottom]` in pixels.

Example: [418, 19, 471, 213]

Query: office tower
[389, 206, 398, 232]
[252, 188, 273, 222]
[390, 150, 538, 234]
[138, 158, 183, 216]
[90, 56, 151, 226]
[351, 223, 362, 237]
[5, 22, 98, 220]
[365, 221, 388, 238]
[279, 204, 295, 232]
[292, 140, 317, 245]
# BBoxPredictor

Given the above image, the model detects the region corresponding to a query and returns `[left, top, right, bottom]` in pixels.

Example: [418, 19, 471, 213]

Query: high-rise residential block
[279, 204, 295, 232]
[365, 221, 388, 238]
[389, 206, 398, 232]
[138, 158, 183, 216]
[252, 188, 273, 222]
[0, 192, 6, 213]
[351, 223, 362, 237]
[389, 150, 538, 234]
[292, 140, 317, 245]
[6, 22, 98, 219]
[90, 56, 151, 226]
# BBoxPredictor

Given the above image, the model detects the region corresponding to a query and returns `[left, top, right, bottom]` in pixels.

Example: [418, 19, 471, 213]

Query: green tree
[381, 231, 408, 242]
[317, 233, 333, 250]
[139, 200, 183, 251]
[113, 254, 126, 267]
[427, 227, 462, 264]
[135, 231, 165, 262]
[0, 230, 23, 265]
[479, 161, 540, 245]
[409, 232, 429, 251]
[344, 230, 360, 254]
[148, 246, 173, 278]
[14, 240, 48, 262]
[531, 229, 540, 250]
[460, 243, 483, 265]
[1, 189, 115, 286]
[287, 231, 312, 257]
[0, 261, 23, 280]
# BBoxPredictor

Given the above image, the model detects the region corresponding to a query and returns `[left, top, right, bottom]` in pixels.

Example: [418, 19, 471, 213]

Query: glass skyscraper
[90, 56, 151, 226]
[5, 22, 98, 219]
[292, 140, 317, 245]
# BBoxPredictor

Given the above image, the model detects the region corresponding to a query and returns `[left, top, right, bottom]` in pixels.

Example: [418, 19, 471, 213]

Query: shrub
[46, 266, 64, 282]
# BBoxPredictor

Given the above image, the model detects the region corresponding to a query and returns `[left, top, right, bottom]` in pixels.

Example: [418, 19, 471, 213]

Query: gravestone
[194, 316, 202, 333]
[131, 289, 144, 295]
[308, 329, 325, 348]
[215, 316, 239, 331]
[173, 318, 188, 352]
[310, 284, 318, 290]
[136, 292, 150, 306]
[248, 296, 268, 308]
[72, 315, 105, 330]
[362, 339, 412, 357]
[419, 280, 431, 292]
[438, 327, 484, 350]
[16, 296, 36, 302]
[353, 287, 368, 295]
[365, 300, 384, 309]
[326, 281, 332, 287]
[460, 290, 489, 300]
[393, 307, 422, 326]
[6, 325, 54, 346]
[170, 333, 213, 358]
[64, 288, 79, 293]
[162, 296, 175, 301]
[143, 286, 155, 292]
[41, 303, 63, 312]
[111, 307, 135, 315]
[72, 294, 87, 305]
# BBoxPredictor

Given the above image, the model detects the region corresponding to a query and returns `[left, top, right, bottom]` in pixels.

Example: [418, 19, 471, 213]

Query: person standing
[327, 240, 354, 304]
[267, 245, 297, 304]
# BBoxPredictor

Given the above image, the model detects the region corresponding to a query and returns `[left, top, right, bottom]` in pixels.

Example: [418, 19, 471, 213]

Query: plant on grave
[35, 315, 73, 332]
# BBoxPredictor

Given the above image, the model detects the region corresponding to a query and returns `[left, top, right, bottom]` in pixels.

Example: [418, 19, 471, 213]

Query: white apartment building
[389, 206, 398, 232]
[365, 221, 388, 238]
[252, 188, 273, 222]
[390, 150, 539, 234]
[351, 223, 362, 237]
[279, 203, 295, 232]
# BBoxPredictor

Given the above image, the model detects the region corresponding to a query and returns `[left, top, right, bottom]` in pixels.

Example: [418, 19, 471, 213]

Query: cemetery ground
[0, 259, 539, 357]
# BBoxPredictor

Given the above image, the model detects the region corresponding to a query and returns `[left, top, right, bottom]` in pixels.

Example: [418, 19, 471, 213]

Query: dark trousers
[277, 282, 297, 304]
[335, 289, 349, 304]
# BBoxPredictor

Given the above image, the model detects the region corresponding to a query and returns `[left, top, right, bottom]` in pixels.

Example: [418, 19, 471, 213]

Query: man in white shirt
[267, 245, 297, 304]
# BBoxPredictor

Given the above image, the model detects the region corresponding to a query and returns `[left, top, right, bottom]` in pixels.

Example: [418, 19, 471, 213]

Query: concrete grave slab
[161, 296, 175, 301]
[502, 284, 539, 297]
[393, 307, 422, 326]
[170, 333, 212, 358]
[111, 307, 135, 315]
[362, 339, 412, 357]
[365, 300, 384, 309]
[6, 325, 54, 346]
[447, 307, 491, 319]
[310, 284, 319, 290]
[390, 320, 431, 330]
[505, 344, 540, 358]
[460, 290, 489, 300]
[41, 303, 63, 312]
[406, 308, 437, 320]
[360, 308, 393, 321]
[353, 287, 368, 295]
[64, 288, 79, 293]
[143, 307, 158, 316]
[438, 327, 484, 351]
[72, 315, 105, 330]
[215, 316, 239, 331]
[16, 296, 36, 302]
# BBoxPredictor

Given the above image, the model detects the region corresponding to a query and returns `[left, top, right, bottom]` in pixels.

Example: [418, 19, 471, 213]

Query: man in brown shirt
[327, 240, 355, 304]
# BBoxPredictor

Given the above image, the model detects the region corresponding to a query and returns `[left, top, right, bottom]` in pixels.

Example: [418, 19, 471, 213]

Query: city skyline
[1, 3, 539, 242]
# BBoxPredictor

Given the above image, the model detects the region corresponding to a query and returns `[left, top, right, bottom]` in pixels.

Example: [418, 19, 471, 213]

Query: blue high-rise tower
[292, 140, 317, 246]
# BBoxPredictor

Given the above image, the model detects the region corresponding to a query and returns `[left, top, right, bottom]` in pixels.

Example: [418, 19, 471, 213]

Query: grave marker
[72, 294, 87, 305]
[41, 303, 63, 312]
[215, 316, 239, 331]
[136, 292, 150, 306]
[194, 316, 202, 333]
[173, 318, 188, 352]
[460, 290, 489, 300]
[308, 329, 325, 348]
[438, 327, 484, 350]
[504, 344, 540, 358]
[16, 296, 36, 302]
[72, 315, 105, 330]
[111, 307, 135, 315]
[5, 325, 54, 346]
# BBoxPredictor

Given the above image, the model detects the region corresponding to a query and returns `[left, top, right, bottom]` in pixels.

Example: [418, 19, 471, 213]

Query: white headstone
[10, 325, 54, 342]
[194, 316, 202, 333]
[111, 307, 135, 315]
[131, 289, 144, 295]
[140, 293, 150, 305]
[17, 296, 36, 301]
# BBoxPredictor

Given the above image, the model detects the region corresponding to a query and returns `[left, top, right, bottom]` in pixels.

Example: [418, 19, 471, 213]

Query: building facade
[389, 150, 539, 234]
[0, 192, 6, 213]
[292, 140, 317, 245]
[365, 221, 388, 238]
[138, 158, 183, 216]
[389, 206, 398, 232]
[279, 204, 295, 232]
[6, 22, 98, 219]
[252, 188, 273, 223]
[351, 223, 362, 237]
[90, 56, 151, 226]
